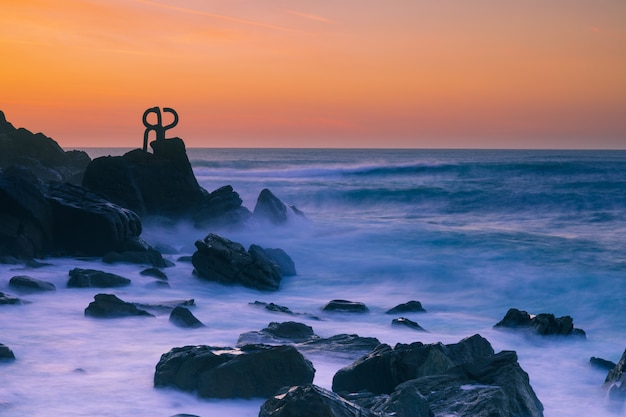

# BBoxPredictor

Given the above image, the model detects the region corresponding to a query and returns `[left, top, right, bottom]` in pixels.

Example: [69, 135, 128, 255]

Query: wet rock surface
[494, 308, 586, 337]
[67, 268, 131, 288]
[84, 294, 154, 318]
[9, 275, 56, 292]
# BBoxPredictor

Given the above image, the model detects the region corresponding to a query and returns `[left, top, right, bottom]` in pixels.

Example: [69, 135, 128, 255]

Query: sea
[1, 148, 625, 416]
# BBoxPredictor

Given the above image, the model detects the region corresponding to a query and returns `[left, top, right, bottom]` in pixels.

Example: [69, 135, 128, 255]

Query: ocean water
[1, 148, 626, 416]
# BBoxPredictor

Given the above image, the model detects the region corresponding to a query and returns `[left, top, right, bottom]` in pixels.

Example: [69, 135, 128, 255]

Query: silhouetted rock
[0, 110, 90, 184]
[299, 334, 381, 356]
[0, 291, 22, 305]
[67, 268, 131, 288]
[259, 384, 376, 417]
[154, 344, 315, 399]
[494, 308, 586, 337]
[260, 247, 297, 276]
[252, 188, 305, 225]
[238, 321, 317, 346]
[386, 300, 426, 314]
[133, 299, 195, 315]
[169, 306, 204, 328]
[45, 182, 142, 256]
[391, 317, 427, 331]
[0, 174, 52, 258]
[9, 275, 56, 292]
[84, 293, 154, 318]
[323, 300, 369, 313]
[192, 234, 283, 291]
[0, 343, 16, 360]
[249, 301, 321, 320]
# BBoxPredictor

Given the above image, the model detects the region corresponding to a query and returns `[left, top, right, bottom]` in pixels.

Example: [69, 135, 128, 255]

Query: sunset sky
[1, 0, 625, 149]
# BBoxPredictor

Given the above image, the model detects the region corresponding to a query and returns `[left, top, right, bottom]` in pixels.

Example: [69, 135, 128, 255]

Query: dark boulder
[259, 384, 377, 417]
[391, 317, 427, 331]
[386, 300, 426, 314]
[332, 334, 494, 395]
[84, 293, 154, 318]
[9, 275, 56, 292]
[258, 247, 297, 276]
[169, 306, 204, 328]
[193, 185, 252, 228]
[604, 349, 626, 404]
[237, 321, 317, 346]
[45, 182, 142, 257]
[252, 188, 304, 225]
[154, 344, 315, 399]
[141, 267, 168, 280]
[0, 291, 22, 305]
[494, 308, 586, 337]
[0, 343, 16, 360]
[0, 110, 90, 184]
[249, 301, 321, 320]
[590, 356, 617, 372]
[323, 299, 369, 313]
[67, 268, 131, 288]
[0, 173, 52, 258]
[192, 234, 283, 291]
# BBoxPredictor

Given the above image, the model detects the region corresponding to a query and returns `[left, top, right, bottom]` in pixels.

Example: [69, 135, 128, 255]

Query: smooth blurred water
[1, 148, 625, 416]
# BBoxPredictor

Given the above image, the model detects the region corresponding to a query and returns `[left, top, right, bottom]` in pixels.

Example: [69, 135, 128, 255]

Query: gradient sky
[1, 0, 625, 149]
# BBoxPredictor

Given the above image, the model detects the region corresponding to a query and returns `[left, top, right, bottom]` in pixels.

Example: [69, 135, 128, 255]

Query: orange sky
[1, 0, 625, 149]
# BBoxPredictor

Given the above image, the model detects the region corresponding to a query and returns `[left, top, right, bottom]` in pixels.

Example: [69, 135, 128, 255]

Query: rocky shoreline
[2, 110, 625, 416]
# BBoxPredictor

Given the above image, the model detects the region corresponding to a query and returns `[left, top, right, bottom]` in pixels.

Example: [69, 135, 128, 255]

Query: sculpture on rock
[142, 107, 178, 152]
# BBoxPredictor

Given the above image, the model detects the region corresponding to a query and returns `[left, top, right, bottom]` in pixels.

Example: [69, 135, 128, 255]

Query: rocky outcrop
[260, 384, 377, 417]
[84, 294, 154, 318]
[0, 343, 16, 360]
[169, 306, 204, 328]
[386, 300, 426, 314]
[494, 308, 586, 337]
[67, 268, 131, 288]
[323, 299, 369, 313]
[604, 349, 626, 405]
[238, 321, 317, 346]
[252, 188, 305, 225]
[154, 344, 315, 399]
[254, 247, 297, 276]
[0, 110, 90, 184]
[192, 234, 287, 291]
[193, 185, 251, 228]
[391, 317, 427, 331]
[9, 275, 56, 292]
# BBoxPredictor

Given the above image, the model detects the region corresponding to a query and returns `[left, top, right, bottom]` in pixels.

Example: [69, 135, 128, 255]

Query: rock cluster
[494, 308, 586, 337]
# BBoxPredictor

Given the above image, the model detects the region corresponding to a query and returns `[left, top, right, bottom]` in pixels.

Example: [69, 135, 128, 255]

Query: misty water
[2, 148, 625, 416]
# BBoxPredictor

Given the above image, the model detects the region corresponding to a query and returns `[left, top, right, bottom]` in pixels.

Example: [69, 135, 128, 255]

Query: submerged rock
[252, 188, 304, 225]
[323, 300, 369, 313]
[84, 294, 154, 318]
[102, 249, 171, 268]
[140, 267, 168, 280]
[154, 344, 315, 399]
[590, 356, 617, 372]
[260, 384, 376, 417]
[0, 343, 16, 360]
[238, 321, 317, 346]
[0, 291, 22, 305]
[192, 234, 284, 291]
[386, 300, 426, 314]
[494, 308, 586, 337]
[604, 349, 626, 405]
[9, 275, 56, 292]
[169, 306, 204, 328]
[67, 268, 131, 288]
[299, 334, 381, 356]
[391, 317, 427, 332]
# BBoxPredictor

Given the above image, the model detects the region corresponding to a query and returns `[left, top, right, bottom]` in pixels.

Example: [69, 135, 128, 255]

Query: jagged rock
[252, 188, 304, 225]
[604, 349, 626, 404]
[193, 185, 252, 228]
[192, 234, 283, 291]
[590, 356, 617, 371]
[67, 268, 131, 288]
[323, 300, 369, 313]
[367, 383, 433, 417]
[0, 291, 22, 305]
[45, 182, 142, 256]
[494, 308, 586, 337]
[299, 334, 381, 356]
[259, 384, 376, 417]
[9, 275, 56, 292]
[391, 317, 427, 331]
[332, 334, 495, 395]
[154, 344, 315, 398]
[169, 306, 204, 328]
[84, 294, 154, 318]
[386, 300, 426, 314]
[0, 343, 16, 360]
[140, 268, 168, 280]
[0, 110, 90, 184]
